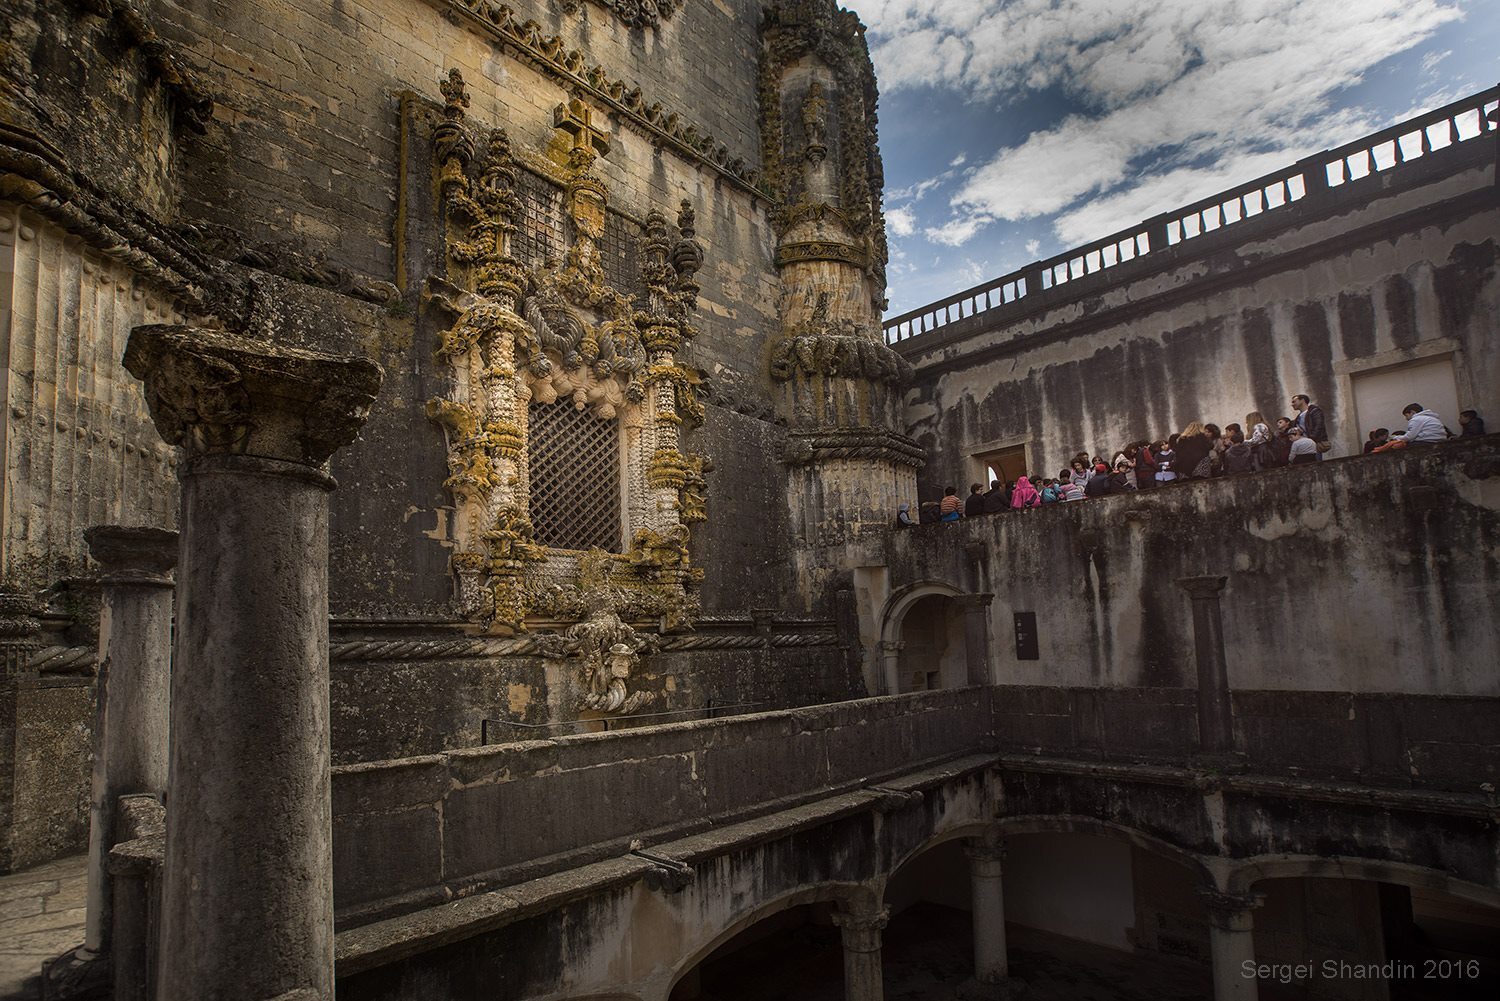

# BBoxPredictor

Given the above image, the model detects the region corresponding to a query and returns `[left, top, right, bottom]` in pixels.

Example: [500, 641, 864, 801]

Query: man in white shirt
[1392, 403, 1448, 445]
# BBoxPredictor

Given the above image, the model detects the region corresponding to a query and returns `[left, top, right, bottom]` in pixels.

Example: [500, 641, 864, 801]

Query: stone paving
[0, 854, 85, 1001]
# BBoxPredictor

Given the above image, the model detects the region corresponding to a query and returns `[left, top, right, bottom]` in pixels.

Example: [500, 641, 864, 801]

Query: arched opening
[876, 827, 1219, 999]
[666, 901, 844, 1000]
[1242, 876, 1500, 1000]
[893, 593, 965, 692]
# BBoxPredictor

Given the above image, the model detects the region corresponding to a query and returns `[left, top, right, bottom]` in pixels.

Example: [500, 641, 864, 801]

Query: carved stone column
[876, 639, 903, 697]
[1202, 890, 1264, 1001]
[81, 526, 177, 960]
[123, 324, 382, 1001]
[953, 593, 995, 687]
[832, 905, 889, 1001]
[1178, 575, 1234, 755]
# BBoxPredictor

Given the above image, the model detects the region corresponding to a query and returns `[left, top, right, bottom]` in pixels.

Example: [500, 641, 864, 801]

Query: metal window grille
[528, 400, 622, 552]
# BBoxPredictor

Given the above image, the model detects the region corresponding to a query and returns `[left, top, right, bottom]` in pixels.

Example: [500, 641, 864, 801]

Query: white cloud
[1025, 239, 1040, 256]
[887, 205, 917, 236]
[862, 0, 1465, 247]
[924, 215, 994, 246]
[949, 153, 968, 167]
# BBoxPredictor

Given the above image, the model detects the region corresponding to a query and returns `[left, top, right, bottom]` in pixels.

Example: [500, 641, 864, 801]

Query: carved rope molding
[423, 0, 764, 193]
[326, 629, 839, 661]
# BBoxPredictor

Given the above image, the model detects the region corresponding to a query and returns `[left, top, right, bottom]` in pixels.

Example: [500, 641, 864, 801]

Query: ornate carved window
[421, 72, 710, 636]
[527, 399, 623, 552]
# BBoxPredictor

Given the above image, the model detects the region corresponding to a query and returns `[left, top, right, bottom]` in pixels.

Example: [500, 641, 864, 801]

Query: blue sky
[857, 0, 1500, 315]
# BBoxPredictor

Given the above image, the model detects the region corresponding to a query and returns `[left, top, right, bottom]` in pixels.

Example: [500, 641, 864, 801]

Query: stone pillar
[1202, 891, 1264, 1001]
[1177, 575, 1233, 755]
[81, 526, 177, 958]
[953, 593, 995, 687]
[957, 834, 1025, 1000]
[122, 324, 382, 1001]
[876, 639, 903, 697]
[832, 905, 888, 1001]
[107, 794, 167, 1001]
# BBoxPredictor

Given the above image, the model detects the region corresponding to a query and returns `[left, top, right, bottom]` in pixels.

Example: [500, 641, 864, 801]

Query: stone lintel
[84, 526, 179, 584]
[123, 325, 383, 467]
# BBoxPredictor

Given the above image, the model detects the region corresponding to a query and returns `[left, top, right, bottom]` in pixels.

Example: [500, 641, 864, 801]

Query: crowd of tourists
[898, 396, 1486, 526]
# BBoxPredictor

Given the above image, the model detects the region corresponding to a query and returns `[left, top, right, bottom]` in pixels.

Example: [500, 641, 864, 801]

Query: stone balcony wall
[888, 435, 1500, 695]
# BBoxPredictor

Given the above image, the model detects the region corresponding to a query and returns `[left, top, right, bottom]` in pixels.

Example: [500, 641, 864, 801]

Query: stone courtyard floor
[0, 854, 86, 1001]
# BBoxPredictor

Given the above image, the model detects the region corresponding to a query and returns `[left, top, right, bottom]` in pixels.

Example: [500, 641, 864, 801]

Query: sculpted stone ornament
[423, 70, 711, 633]
[801, 81, 828, 165]
[567, 589, 656, 714]
[122, 325, 383, 466]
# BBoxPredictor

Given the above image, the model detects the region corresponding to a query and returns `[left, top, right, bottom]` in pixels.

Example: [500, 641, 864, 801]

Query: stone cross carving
[553, 97, 612, 164]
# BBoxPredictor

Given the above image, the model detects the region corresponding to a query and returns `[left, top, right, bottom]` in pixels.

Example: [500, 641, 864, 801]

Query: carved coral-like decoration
[422, 69, 712, 633]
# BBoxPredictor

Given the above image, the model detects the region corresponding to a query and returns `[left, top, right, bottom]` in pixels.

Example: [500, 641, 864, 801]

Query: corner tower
[761, 0, 922, 593]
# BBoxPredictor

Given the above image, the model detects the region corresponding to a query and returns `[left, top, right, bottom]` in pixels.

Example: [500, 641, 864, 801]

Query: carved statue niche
[801, 81, 828, 166]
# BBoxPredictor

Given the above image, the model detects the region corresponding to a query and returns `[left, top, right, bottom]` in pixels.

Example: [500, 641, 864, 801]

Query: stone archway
[877, 580, 990, 695]
[663, 882, 876, 1001]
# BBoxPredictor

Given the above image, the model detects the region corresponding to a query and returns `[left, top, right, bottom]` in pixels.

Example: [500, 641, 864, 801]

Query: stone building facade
[0, 2, 1496, 1001]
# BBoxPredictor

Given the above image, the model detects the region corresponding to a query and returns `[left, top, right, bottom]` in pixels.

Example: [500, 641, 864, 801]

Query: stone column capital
[952, 592, 995, 612]
[877, 639, 905, 654]
[1199, 889, 1265, 931]
[1177, 575, 1228, 600]
[84, 526, 179, 586]
[832, 905, 890, 953]
[123, 325, 383, 468]
[963, 836, 1006, 866]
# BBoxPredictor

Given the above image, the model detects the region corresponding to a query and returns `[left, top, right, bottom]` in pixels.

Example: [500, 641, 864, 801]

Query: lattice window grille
[514, 170, 566, 270]
[601, 209, 644, 297]
[511, 168, 641, 298]
[527, 400, 623, 552]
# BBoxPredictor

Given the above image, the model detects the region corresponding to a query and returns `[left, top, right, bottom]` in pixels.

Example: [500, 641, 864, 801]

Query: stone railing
[991, 685, 1500, 795]
[882, 85, 1500, 345]
[330, 675, 1500, 929]
[330, 687, 992, 926]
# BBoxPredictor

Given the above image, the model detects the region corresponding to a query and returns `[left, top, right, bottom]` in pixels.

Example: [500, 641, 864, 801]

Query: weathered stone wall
[885, 436, 1500, 695]
[328, 614, 861, 764]
[895, 144, 1499, 491]
[5, 675, 93, 870]
[0, 206, 183, 591]
[330, 685, 1499, 1000]
[989, 685, 1500, 793]
[1, 1, 191, 220]
[330, 687, 988, 925]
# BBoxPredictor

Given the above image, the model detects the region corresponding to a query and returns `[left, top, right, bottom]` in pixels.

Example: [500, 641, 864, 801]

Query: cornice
[423, 0, 764, 195]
